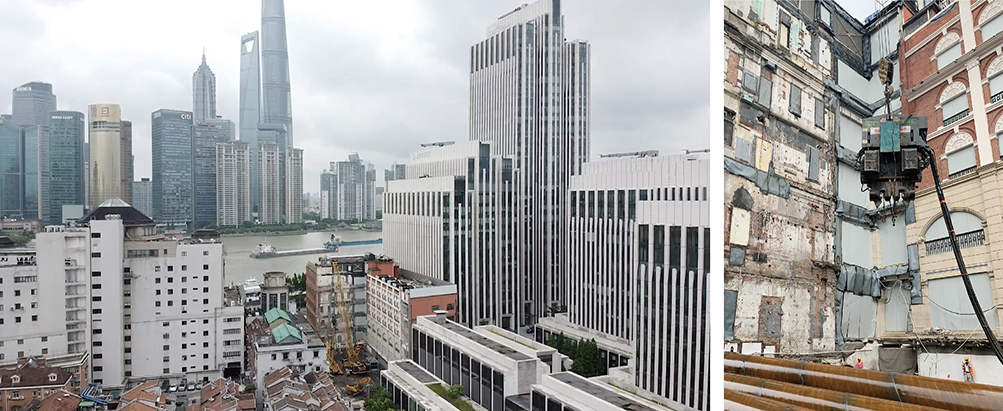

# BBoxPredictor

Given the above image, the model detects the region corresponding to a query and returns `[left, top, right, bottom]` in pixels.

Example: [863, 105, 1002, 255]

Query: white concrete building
[284, 148, 304, 224]
[216, 141, 251, 227]
[0, 230, 91, 361]
[469, 0, 591, 326]
[379, 360, 468, 411]
[409, 313, 558, 411]
[320, 153, 376, 221]
[525, 372, 685, 411]
[258, 143, 282, 224]
[248, 309, 328, 402]
[0, 199, 244, 388]
[367, 267, 457, 363]
[383, 141, 521, 330]
[81, 199, 244, 386]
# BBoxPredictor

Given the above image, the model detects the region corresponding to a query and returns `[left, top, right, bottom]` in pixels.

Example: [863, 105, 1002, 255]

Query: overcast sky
[0, 0, 709, 193]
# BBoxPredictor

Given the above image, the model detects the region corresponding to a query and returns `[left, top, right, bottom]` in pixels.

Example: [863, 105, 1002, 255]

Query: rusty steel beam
[725, 353, 1003, 411]
[724, 388, 814, 410]
[725, 372, 949, 411]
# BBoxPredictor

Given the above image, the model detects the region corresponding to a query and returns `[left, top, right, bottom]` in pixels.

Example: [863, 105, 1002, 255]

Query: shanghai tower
[261, 0, 293, 145]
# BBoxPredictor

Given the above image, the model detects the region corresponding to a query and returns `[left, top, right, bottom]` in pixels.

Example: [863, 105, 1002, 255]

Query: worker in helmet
[855, 357, 863, 369]
[963, 356, 974, 383]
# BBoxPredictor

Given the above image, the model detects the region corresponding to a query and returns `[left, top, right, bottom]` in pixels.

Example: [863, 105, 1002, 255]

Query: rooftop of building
[0, 358, 73, 389]
[253, 311, 324, 349]
[197, 377, 255, 411]
[262, 367, 343, 411]
[31, 389, 82, 411]
[373, 268, 454, 294]
[548, 372, 666, 411]
[396, 360, 439, 385]
[78, 198, 154, 227]
[420, 315, 531, 361]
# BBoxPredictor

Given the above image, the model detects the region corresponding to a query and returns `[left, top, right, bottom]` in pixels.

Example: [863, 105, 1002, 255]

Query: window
[984, 13, 1003, 41]
[779, 22, 791, 49]
[156, 301, 161, 307]
[819, 5, 831, 27]
[447, 303, 455, 311]
[203, 251, 209, 256]
[92, 271, 101, 277]
[92, 284, 101, 290]
[925, 211, 985, 255]
[156, 278, 161, 284]
[990, 73, 1003, 103]
[91, 232, 101, 238]
[181, 265, 187, 271]
[432, 305, 440, 311]
[163, 345, 170, 350]
[91, 252, 100, 258]
[168, 277, 173, 283]
[942, 94, 970, 126]
[203, 264, 209, 270]
[92, 309, 101, 314]
[156, 290, 161, 295]
[937, 41, 963, 71]
[815, 97, 825, 128]
[789, 83, 802, 116]
[757, 75, 773, 108]
[15, 317, 21, 323]
[31, 315, 37, 322]
[167, 266, 173, 272]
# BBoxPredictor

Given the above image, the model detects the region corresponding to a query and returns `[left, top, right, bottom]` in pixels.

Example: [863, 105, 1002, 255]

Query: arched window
[924, 211, 985, 254]
[940, 82, 969, 126]
[944, 132, 977, 178]
[981, 0, 1003, 40]
[935, 32, 962, 70]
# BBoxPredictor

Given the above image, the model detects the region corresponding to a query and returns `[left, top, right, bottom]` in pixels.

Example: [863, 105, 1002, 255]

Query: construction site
[323, 255, 378, 402]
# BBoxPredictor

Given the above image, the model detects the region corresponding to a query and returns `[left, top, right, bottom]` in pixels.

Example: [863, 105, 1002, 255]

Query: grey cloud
[0, 0, 709, 193]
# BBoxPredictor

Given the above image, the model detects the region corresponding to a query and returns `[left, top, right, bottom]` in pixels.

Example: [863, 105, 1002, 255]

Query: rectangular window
[789, 84, 802, 116]
[807, 145, 820, 182]
[815, 97, 825, 128]
[947, 146, 977, 178]
[757, 77, 772, 108]
[91, 252, 100, 258]
[986, 15, 1003, 41]
[942, 94, 969, 126]
[991, 74, 1003, 103]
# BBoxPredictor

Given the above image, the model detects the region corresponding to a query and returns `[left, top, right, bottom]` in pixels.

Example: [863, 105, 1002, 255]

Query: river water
[220, 230, 383, 286]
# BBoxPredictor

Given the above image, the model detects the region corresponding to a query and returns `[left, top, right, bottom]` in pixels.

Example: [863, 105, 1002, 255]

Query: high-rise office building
[20, 125, 42, 220]
[132, 178, 153, 218]
[239, 31, 262, 214]
[216, 141, 251, 227]
[383, 141, 520, 329]
[284, 148, 303, 224]
[11, 81, 56, 127]
[41, 111, 85, 225]
[151, 109, 194, 224]
[470, 0, 590, 325]
[320, 153, 376, 222]
[88, 104, 129, 209]
[120, 120, 133, 204]
[261, 0, 294, 145]
[192, 51, 217, 122]
[0, 121, 24, 218]
[258, 142, 281, 224]
[192, 119, 234, 227]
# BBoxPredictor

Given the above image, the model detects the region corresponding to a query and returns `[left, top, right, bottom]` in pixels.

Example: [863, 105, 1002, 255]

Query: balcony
[943, 109, 969, 127]
[926, 230, 986, 255]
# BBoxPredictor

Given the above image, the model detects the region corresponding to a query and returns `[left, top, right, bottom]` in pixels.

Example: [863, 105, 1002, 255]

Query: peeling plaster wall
[724, 13, 838, 352]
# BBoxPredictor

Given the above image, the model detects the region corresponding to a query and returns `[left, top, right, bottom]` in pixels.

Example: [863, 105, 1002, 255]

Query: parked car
[169, 384, 178, 393]
[187, 383, 196, 391]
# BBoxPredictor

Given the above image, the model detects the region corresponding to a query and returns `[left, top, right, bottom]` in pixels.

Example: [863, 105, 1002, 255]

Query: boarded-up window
[841, 222, 873, 267]
[946, 145, 976, 177]
[937, 43, 962, 71]
[807, 145, 820, 181]
[725, 290, 738, 340]
[757, 77, 773, 108]
[815, 97, 825, 128]
[735, 136, 753, 163]
[790, 84, 802, 116]
[928, 273, 997, 331]
[743, 70, 758, 92]
[725, 109, 735, 146]
[884, 283, 911, 332]
[841, 293, 877, 339]
[878, 216, 907, 266]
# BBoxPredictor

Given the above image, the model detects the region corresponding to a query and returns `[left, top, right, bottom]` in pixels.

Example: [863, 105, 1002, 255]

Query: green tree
[243, 384, 256, 393]
[365, 386, 396, 411]
[571, 338, 605, 377]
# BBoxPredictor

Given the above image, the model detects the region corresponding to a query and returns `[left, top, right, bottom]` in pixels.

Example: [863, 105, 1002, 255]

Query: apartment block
[305, 255, 368, 347]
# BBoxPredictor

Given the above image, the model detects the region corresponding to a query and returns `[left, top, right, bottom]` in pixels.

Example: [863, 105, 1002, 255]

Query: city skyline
[0, 0, 709, 193]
